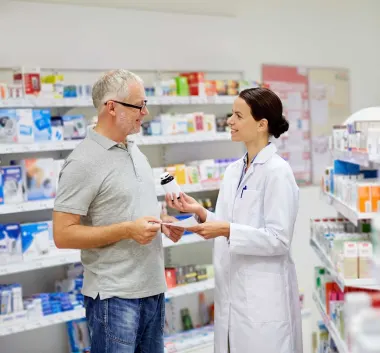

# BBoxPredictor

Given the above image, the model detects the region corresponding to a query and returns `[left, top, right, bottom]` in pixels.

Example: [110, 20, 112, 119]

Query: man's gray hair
[92, 69, 143, 110]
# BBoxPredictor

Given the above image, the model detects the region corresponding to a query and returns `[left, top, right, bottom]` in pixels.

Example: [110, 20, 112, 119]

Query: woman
[165, 88, 302, 353]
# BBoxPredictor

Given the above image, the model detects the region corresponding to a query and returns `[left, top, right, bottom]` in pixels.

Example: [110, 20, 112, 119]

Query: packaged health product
[51, 116, 64, 141]
[32, 109, 52, 141]
[21, 222, 51, 259]
[22, 158, 56, 201]
[0, 166, 25, 204]
[62, 115, 87, 140]
[67, 318, 91, 353]
[0, 223, 22, 264]
[358, 241, 373, 279]
[0, 109, 18, 143]
[343, 242, 359, 279]
[16, 109, 34, 143]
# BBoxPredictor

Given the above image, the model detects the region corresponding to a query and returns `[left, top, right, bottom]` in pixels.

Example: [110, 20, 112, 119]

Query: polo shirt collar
[87, 127, 119, 150]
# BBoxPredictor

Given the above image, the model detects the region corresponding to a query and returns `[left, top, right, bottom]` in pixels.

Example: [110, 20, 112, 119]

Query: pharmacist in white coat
[165, 87, 303, 353]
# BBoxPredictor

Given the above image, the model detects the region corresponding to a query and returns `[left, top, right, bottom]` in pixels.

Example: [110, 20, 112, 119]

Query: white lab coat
[206, 143, 303, 353]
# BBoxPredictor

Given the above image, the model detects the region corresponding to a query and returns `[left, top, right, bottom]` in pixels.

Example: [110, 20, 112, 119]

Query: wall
[0, 1, 380, 352]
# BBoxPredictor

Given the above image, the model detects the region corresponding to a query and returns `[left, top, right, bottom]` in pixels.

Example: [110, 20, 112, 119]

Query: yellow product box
[174, 164, 187, 185]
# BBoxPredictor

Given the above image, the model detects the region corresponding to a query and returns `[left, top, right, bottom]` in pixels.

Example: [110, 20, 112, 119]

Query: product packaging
[21, 222, 51, 259]
[165, 268, 177, 289]
[0, 109, 18, 143]
[343, 242, 359, 279]
[13, 67, 41, 97]
[67, 318, 91, 353]
[62, 115, 87, 140]
[22, 158, 56, 201]
[0, 166, 25, 204]
[32, 109, 52, 141]
[358, 241, 373, 278]
[0, 223, 22, 264]
[51, 116, 64, 141]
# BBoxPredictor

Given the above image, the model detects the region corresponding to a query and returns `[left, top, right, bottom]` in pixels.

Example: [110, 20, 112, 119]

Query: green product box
[175, 76, 189, 96]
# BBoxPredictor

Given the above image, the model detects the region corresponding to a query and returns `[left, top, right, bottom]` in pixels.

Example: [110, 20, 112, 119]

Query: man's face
[113, 82, 149, 135]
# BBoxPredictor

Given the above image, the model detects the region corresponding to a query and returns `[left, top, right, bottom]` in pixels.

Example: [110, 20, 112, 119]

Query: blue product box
[16, 109, 34, 143]
[2, 223, 22, 264]
[21, 222, 50, 260]
[32, 109, 52, 141]
[51, 116, 64, 141]
[67, 318, 91, 353]
[1, 166, 25, 204]
[175, 214, 193, 235]
[0, 109, 18, 143]
[333, 160, 360, 175]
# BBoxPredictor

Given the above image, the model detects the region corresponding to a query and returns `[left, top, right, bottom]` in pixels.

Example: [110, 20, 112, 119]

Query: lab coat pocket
[235, 189, 261, 225]
[244, 270, 287, 322]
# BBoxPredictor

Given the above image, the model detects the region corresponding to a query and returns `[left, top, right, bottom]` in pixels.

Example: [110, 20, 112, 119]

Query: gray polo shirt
[54, 128, 167, 299]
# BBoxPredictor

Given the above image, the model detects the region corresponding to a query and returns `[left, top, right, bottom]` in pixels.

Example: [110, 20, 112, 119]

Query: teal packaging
[32, 109, 52, 141]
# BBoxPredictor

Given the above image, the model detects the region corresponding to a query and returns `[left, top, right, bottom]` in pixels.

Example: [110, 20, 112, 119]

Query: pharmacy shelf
[310, 237, 380, 291]
[0, 95, 236, 108]
[333, 149, 380, 168]
[324, 192, 374, 226]
[0, 234, 206, 276]
[0, 199, 55, 215]
[313, 292, 348, 353]
[0, 307, 85, 337]
[0, 133, 231, 155]
[0, 183, 220, 215]
[164, 325, 214, 353]
[166, 278, 215, 299]
[0, 251, 80, 276]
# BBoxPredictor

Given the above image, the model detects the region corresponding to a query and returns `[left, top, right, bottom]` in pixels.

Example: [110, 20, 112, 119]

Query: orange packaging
[357, 184, 371, 213]
[371, 185, 380, 212]
[205, 80, 216, 96]
[180, 72, 205, 84]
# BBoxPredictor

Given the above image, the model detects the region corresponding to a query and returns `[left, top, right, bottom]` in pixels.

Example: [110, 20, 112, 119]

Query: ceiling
[13, 0, 238, 17]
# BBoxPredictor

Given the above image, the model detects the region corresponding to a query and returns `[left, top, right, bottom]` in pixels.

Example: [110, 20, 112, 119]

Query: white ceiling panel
[13, 0, 237, 17]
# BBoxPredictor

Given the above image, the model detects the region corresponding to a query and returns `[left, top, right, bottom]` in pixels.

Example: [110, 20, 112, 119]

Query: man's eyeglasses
[105, 100, 147, 112]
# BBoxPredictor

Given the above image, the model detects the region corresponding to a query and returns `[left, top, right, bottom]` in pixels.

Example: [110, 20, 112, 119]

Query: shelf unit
[324, 192, 374, 226]
[0, 95, 237, 109]
[310, 237, 380, 291]
[0, 132, 231, 154]
[313, 292, 348, 353]
[0, 233, 206, 276]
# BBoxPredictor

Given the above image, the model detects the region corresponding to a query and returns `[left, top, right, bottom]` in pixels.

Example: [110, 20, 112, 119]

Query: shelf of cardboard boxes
[0, 95, 237, 109]
[0, 280, 215, 337]
[310, 237, 380, 292]
[0, 182, 220, 215]
[313, 292, 348, 353]
[0, 234, 206, 276]
[324, 192, 374, 226]
[0, 132, 231, 154]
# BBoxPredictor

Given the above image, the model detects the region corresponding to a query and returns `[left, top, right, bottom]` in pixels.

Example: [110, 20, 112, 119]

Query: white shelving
[166, 278, 215, 299]
[0, 132, 231, 154]
[313, 292, 348, 353]
[0, 95, 237, 109]
[0, 279, 214, 338]
[333, 149, 380, 168]
[324, 192, 374, 226]
[0, 182, 220, 215]
[0, 307, 85, 337]
[0, 234, 206, 276]
[310, 237, 380, 291]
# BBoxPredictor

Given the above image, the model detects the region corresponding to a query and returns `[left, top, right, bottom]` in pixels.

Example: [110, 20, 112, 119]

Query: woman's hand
[165, 192, 207, 221]
[161, 215, 184, 243]
[187, 221, 230, 240]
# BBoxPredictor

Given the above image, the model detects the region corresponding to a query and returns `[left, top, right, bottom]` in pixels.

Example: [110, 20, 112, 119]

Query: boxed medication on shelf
[62, 115, 87, 140]
[32, 109, 52, 141]
[13, 67, 41, 97]
[21, 222, 51, 259]
[0, 166, 25, 204]
[0, 223, 22, 264]
[22, 158, 56, 201]
[0, 109, 18, 143]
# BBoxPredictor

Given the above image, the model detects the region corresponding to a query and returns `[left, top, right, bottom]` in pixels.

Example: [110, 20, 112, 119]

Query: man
[53, 69, 183, 353]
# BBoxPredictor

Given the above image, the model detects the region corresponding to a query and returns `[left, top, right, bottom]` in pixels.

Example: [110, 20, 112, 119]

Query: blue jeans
[84, 293, 165, 353]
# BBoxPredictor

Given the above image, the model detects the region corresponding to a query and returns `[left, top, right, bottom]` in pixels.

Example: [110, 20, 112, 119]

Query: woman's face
[227, 97, 268, 143]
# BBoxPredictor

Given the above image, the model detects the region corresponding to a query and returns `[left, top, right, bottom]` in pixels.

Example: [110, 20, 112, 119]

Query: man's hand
[187, 221, 230, 240]
[161, 215, 184, 243]
[130, 216, 162, 245]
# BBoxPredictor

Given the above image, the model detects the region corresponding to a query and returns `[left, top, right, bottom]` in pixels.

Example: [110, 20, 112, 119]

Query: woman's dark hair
[238, 87, 289, 138]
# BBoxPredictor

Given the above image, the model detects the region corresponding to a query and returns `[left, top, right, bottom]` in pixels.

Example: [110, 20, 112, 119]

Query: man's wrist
[196, 207, 207, 223]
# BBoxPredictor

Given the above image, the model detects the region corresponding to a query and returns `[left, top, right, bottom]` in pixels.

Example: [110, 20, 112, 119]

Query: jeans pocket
[105, 297, 141, 346]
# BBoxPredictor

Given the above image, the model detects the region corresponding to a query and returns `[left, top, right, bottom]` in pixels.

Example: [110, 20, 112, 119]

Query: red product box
[165, 268, 177, 289]
[180, 72, 205, 84]
[13, 67, 41, 96]
[189, 83, 205, 96]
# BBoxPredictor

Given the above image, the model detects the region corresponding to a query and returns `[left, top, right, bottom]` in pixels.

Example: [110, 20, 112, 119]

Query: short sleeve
[54, 159, 100, 216]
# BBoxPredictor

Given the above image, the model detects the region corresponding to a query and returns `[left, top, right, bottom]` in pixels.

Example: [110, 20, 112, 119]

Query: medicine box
[0, 166, 25, 204]
[32, 109, 52, 142]
[16, 109, 34, 143]
[0, 109, 18, 143]
[343, 242, 359, 279]
[0, 224, 22, 264]
[22, 158, 56, 201]
[21, 222, 51, 260]
[358, 241, 373, 279]
[62, 115, 87, 140]
[13, 67, 41, 96]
